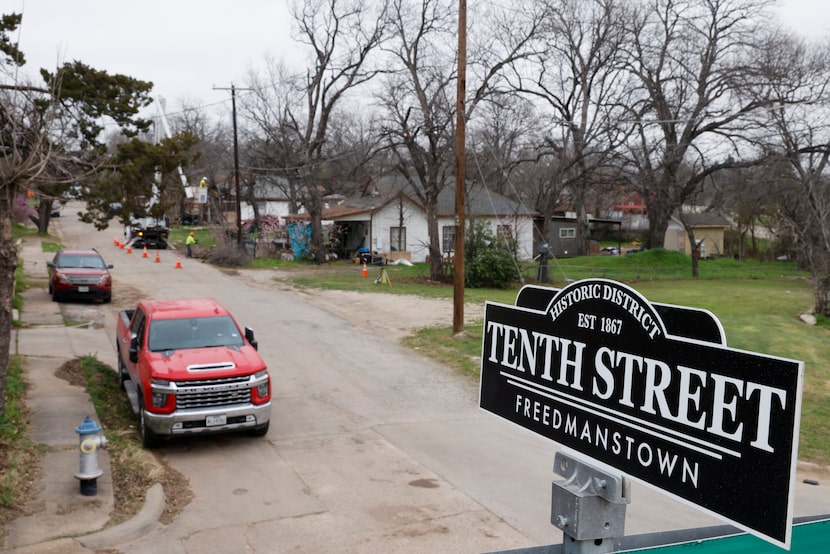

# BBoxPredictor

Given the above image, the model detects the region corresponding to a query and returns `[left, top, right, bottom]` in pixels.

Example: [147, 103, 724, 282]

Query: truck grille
[173, 375, 252, 409]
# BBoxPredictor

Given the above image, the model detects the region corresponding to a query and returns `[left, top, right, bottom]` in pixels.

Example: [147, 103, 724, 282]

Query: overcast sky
[10, 0, 299, 115]
[7, 0, 830, 118]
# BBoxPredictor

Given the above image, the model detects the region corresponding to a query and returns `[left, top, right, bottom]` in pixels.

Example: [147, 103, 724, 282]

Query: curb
[77, 483, 165, 550]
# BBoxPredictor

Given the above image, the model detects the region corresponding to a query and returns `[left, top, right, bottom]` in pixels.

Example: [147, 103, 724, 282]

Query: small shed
[664, 213, 731, 259]
[541, 216, 622, 258]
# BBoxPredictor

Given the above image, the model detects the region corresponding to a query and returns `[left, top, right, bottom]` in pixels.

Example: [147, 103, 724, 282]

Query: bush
[465, 220, 517, 289]
[207, 243, 251, 267]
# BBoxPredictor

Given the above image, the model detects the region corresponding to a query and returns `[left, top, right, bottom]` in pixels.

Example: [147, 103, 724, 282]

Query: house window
[390, 227, 406, 252]
[442, 225, 458, 252]
[559, 227, 576, 239]
[497, 224, 513, 239]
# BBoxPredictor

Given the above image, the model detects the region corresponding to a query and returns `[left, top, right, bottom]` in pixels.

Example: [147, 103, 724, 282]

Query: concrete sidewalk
[2, 234, 164, 552]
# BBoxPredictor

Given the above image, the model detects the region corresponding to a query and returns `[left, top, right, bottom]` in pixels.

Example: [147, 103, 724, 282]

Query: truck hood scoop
[187, 362, 236, 371]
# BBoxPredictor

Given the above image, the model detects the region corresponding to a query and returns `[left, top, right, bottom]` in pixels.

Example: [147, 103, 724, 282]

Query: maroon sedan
[47, 248, 113, 303]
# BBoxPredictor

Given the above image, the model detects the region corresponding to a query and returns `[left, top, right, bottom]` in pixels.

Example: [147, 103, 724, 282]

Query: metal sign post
[551, 452, 630, 554]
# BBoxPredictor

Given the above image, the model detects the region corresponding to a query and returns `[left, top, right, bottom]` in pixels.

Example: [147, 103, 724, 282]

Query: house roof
[325, 174, 537, 219]
[671, 212, 731, 228]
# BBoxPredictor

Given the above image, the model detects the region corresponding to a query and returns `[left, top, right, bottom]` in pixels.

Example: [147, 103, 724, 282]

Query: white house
[323, 175, 537, 263]
[238, 176, 295, 222]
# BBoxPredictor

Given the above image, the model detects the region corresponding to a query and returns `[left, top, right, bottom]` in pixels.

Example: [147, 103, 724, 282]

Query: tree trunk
[425, 195, 443, 281]
[29, 198, 52, 235]
[572, 174, 590, 256]
[247, 181, 262, 236]
[815, 275, 830, 317]
[0, 186, 19, 416]
[738, 225, 747, 261]
[576, 203, 590, 256]
[646, 196, 672, 250]
[685, 227, 700, 278]
[307, 186, 326, 264]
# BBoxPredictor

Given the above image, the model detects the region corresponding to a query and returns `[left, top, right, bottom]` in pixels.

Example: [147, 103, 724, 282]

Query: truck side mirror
[245, 327, 258, 351]
[129, 334, 139, 363]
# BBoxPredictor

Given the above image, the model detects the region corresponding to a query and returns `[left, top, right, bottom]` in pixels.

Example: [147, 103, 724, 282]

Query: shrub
[207, 243, 251, 267]
[465, 220, 517, 289]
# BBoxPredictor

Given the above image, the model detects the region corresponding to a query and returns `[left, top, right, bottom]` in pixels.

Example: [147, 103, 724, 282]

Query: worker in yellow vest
[185, 231, 196, 258]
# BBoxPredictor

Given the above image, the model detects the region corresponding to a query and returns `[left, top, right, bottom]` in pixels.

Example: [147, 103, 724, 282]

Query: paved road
[51, 204, 828, 553]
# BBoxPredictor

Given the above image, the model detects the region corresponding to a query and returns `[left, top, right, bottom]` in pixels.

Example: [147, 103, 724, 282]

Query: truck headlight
[151, 392, 168, 407]
[150, 379, 172, 408]
[254, 371, 270, 399]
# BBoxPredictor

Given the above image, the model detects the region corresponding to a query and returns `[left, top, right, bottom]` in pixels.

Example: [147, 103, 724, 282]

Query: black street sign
[479, 279, 803, 549]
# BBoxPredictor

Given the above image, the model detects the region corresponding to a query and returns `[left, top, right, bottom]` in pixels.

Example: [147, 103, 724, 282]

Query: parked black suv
[181, 212, 201, 225]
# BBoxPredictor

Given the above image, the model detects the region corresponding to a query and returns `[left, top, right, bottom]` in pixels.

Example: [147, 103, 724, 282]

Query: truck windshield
[148, 316, 244, 352]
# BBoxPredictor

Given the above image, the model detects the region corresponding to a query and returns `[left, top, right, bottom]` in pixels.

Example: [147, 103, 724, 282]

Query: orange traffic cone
[154, 250, 161, 263]
[142, 245, 148, 258]
[120, 241, 125, 250]
[175, 254, 182, 269]
[361, 262, 368, 277]
[126, 244, 132, 254]
[114, 235, 119, 246]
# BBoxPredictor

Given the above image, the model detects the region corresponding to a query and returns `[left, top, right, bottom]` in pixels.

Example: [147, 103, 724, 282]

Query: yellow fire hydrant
[74, 416, 107, 496]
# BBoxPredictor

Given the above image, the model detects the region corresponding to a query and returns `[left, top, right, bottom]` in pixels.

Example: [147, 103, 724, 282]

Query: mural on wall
[287, 222, 313, 259]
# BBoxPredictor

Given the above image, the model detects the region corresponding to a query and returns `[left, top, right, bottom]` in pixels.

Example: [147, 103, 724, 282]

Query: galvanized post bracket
[551, 452, 630, 554]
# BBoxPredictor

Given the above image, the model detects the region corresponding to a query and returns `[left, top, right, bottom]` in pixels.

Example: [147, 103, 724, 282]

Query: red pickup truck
[116, 297, 271, 447]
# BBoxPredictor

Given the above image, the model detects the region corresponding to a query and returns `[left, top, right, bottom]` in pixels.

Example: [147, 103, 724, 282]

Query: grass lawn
[268, 251, 829, 465]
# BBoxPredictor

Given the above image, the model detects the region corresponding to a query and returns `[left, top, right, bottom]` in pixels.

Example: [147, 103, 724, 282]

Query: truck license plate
[78, 286, 89, 292]
[205, 415, 227, 427]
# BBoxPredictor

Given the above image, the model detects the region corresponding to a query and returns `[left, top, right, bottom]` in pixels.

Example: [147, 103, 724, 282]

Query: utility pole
[453, 0, 467, 335]
[214, 84, 252, 248]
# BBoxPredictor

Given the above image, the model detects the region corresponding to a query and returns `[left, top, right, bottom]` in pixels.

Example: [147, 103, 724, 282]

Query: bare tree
[759, 33, 830, 314]
[246, 0, 388, 263]
[0, 82, 53, 414]
[243, 59, 306, 214]
[376, 0, 456, 279]
[712, 164, 783, 260]
[504, 0, 634, 255]
[171, 98, 233, 224]
[467, 95, 539, 198]
[620, 0, 780, 257]
[379, 0, 545, 280]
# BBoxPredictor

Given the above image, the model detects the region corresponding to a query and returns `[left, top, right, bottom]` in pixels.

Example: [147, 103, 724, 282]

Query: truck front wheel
[250, 421, 270, 437]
